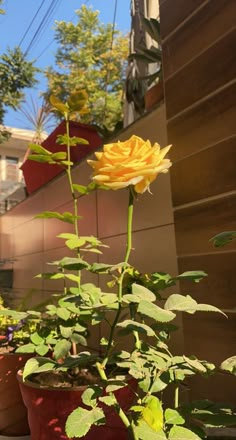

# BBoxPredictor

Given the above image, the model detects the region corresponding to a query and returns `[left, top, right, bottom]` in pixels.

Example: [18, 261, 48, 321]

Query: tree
[45, 5, 129, 133]
[0, 47, 38, 143]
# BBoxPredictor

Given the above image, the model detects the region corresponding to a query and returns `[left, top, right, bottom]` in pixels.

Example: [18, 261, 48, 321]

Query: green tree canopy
[45, 5, 129, 134]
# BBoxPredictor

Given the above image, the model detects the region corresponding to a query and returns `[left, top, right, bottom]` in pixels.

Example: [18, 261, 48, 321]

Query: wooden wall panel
[168, 81, 236, 162]
[171, 136, 236, 206]
[175, 195, 236, 255]
[165, 28, 236, 118]
[162, 0, 236, 78]
[178, 253, 236, 309]
[160, 0, 206, 38]
[160, 0, 236, 404]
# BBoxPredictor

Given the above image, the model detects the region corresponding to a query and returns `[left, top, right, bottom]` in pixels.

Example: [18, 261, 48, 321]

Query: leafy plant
[21, 94, 236, 440]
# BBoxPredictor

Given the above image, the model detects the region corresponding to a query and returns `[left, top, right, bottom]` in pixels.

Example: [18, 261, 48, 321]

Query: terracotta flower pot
[0, 353, 32, 436]
[18, 372, 137, 440]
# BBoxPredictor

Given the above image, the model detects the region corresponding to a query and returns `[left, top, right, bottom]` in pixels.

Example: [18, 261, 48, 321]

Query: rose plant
[19, 95, 236, 440]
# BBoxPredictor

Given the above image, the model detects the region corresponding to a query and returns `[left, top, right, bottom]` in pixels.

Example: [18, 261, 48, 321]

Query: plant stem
[174, 384, 179, 409]
[103, 188, 135, 365]
[65, 114, 81, 292]
[96, 362, 137, 440]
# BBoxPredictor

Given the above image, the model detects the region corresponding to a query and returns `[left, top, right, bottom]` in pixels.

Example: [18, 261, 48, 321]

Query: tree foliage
[0, 46, 38, 142]
[45, 5, 129, 133]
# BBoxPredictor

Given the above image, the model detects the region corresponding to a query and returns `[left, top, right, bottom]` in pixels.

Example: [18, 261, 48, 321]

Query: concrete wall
[0, 105, 181, 352]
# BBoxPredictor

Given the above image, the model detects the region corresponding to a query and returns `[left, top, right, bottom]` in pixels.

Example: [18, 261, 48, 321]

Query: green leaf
[82, 386, 102, 408]
[0, 309, 27, 320]
[165, 409, 185, 425]
[30, 332, 44, 345]
[65, 238, 86, 249]
[142, 396, 163, 432]
[16, 343, 36, 353]
[164, 294, 225, 316]
[99, 395, 117, 406]
[138, 300, 176, 322]
[132, 283, 156, 302]
[174, 271, 207, 283]
[60, 325, 73, 338]
[58, 257, 89, 270]
[56, 307, 71, 321]
[28, 143, 51, 155]
[70, 333, 87, 345]
[51, 152, 67, 161]
[35, 344, 49, 356]
[169, 426, 202, 439]
[23, 357, 56, 380]
[221, 356, 236, 375]
[54, 339, 71, 360]
[72, 184, 90, 194]
[134, 421, 167, 439]
[36, 272, 64, 280]
[117, 320, 155, 337]
[57, 135, 89, 147]
[65, 407, 105, 438]
[50, 95, 68, 113]
[28, 154, 55, 163]
[35, 211, 81, 224]
[67, 90, 88, 112]
[210, 231, 236, 247]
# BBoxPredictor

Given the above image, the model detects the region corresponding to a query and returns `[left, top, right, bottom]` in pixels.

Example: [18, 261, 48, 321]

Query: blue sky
[0, 0, 131, 128]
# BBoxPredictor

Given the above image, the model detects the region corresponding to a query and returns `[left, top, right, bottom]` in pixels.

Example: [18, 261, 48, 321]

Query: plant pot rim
[0, 351, 32, 357]
[17, 370, 133, 393]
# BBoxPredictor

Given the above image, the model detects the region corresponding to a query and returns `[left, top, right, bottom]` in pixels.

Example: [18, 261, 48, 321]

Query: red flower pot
[0, 353, 32, 436]
[21, 121, 102, 195]
[17, 372, 137, 440]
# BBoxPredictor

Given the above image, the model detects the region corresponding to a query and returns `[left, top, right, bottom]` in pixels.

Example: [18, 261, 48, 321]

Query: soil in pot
[0, 352, 32, 436]
[18, 370, 137, 440]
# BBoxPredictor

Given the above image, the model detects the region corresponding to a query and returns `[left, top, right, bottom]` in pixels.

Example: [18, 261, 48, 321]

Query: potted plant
[0, 297, 41, 437]
[17, 95, 236, 440]
[127, 16, 163, 112]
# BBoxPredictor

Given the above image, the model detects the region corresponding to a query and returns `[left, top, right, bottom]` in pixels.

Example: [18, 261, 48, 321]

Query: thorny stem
[65, 114, 81, 293]
[64, 114, 81, 357]
[102, 188, 137, 365]
[96, 362, 138, 440]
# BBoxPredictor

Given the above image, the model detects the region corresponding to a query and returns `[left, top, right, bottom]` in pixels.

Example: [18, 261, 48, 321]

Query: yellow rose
[87, 135, 172, 193]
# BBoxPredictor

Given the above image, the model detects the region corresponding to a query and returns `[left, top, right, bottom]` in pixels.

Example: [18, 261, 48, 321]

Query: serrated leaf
[165, 409, 185, 425]
[54, 339, 71, 360]
[23, 357, 56, 380]
[28, 154, 55, 163]
[71, 333, 87, 346]
[169, 426, 201, 439]
[142, 396, 163, 432]
[117, 320, 155, 337]
[30, 332, 44, 345]
[65, 407, 105, 438]
[99, 395, 116, 406]
[174, 271, 207, 283]
[132, 283, 156, 302]
[16, 343, 36, 353]
[59, 257, 89, 271]
[50, 95, 68, 113]
[82, 386, 102, 408]
[165, 294, 225, 316]
[210, 231, 236, 247]
[60, 325, 73, 338]
[35, 344, 49, 356]
[134, 421, 167, 439]
[138, 300, 176, 322]
[221, 356, 236, 374]
[28, 143, 51, 155]
[51, 152, 67, 161]
[67, 89, 88, 112]
[56, 307, 71, 321]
